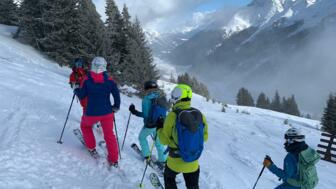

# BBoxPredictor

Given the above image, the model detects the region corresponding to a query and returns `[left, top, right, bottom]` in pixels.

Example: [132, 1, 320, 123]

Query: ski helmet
[284, 127, 305, 144]
[73, 58, 84, 68]
[91, 57, 107, 73]
[170, 84, 192, 104]
[144, 81, 158, 90]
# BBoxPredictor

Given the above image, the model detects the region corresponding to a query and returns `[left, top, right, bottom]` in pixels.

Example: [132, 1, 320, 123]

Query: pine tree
[79, 0, 107, 59]
[169, 72, 176, 83]
[321, 95, 336, 135]
[39, 0, 88, 65]
[120, 5, 131, 59]
[121, 4, 131, 28]
[236, 88, 254, 106]
[132, 18, 158, 84]
[256, 92, 270, 109]
[105, 0, 123, 75]
[20, 0, 106, 66]
[0, 0, 18, 25]
[281, 97, 290, 114]
[121, 17, 158, 90]
[177, 73, 210, 99]
[270, 90, 281, 112]
[287, 95, 300, 116]
[20, 0, 46, 48]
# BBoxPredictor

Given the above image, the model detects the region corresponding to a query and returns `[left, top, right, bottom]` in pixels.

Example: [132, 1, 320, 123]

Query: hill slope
[0, 24, 335, 189]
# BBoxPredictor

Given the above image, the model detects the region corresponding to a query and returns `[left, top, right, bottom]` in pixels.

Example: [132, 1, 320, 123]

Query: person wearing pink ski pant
[80, 113, 118, 163]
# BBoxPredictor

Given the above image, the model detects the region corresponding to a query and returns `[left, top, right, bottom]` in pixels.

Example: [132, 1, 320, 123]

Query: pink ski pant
[80, 113, 118, 163]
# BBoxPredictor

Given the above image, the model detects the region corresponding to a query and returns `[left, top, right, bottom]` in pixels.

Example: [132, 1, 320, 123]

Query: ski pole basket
[317, 132, 336, 164]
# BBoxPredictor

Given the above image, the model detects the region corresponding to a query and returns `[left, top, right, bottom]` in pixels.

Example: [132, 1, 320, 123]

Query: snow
[283, 8, 294, 18]
[0, 24, 336, 188]
[306, 0, 317, 7]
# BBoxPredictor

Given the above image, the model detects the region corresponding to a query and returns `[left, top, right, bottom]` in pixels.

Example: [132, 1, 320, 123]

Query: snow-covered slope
[0, 24, 335, 189]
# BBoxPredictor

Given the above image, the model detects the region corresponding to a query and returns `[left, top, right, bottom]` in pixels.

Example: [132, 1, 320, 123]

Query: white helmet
[91, 57, 107, 73]
[284, 127, 305, 143]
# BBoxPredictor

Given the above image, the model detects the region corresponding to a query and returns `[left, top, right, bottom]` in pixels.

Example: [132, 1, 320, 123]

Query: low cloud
[93, 0, 211, 31]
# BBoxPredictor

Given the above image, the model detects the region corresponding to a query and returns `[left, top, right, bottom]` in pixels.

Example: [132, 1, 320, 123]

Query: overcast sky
[92, 0, 251, 32]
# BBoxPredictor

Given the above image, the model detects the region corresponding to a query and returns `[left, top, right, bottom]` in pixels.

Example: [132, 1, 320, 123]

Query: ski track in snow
[0, 24, 336, 188]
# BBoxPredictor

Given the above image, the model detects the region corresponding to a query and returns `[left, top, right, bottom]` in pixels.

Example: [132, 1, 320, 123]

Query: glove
[263, 155, 273, 168]
[112, 106, 119, 113]
[156, 117, 164, 130]
[129, 104, 136, 115]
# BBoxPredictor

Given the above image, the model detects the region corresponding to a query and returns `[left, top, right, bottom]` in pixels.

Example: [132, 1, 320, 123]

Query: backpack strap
[168, 109, 183, 157]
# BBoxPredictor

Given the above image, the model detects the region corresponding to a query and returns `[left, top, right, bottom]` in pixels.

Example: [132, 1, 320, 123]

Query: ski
[149, 172, 164, 189]
[73, 128, 100, 160]
[131, 143, 164, 177]
[131, 143, 157, 161]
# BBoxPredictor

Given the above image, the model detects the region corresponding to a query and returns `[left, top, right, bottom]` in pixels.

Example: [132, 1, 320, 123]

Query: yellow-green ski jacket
[158, 101, 208, 173]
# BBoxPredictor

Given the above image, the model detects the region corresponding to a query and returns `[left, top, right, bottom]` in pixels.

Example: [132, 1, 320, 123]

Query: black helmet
[144, 80, 158, 90]
[73, 58, 84, 68]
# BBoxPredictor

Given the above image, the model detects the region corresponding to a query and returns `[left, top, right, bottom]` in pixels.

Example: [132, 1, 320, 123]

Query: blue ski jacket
[133, 91, 160, 126]
[268, 153, 300, 189]
[75, 71, 120, 116]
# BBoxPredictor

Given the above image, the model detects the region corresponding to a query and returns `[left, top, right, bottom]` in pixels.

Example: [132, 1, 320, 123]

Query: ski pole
[57, 93, 76, 144]
[114, 115, 121, 159]
[253, 156, 269, 189]
[121, 112, 132, 150]
[139, 134, 157, 188]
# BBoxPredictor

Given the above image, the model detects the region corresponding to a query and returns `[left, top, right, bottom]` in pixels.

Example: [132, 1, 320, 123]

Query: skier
[128, 81, 167, 168]
[263, 128, 319, 189]
[69, 58, 88, 113]
[157, 84, 208, 189]
[74, 57, 120, 167]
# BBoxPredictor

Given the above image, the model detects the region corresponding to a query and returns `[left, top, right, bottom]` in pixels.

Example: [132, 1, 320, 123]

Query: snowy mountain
[0, 24, 336, 189]
[152, 0, 336, 117]
[146, 8, 237, 58]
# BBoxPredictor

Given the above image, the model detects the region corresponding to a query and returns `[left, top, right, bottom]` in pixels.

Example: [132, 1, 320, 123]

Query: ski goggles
[284, 134, 305, 143]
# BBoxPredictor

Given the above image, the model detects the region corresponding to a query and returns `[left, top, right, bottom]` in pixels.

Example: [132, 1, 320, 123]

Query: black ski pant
[164, 165, 200, 189]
